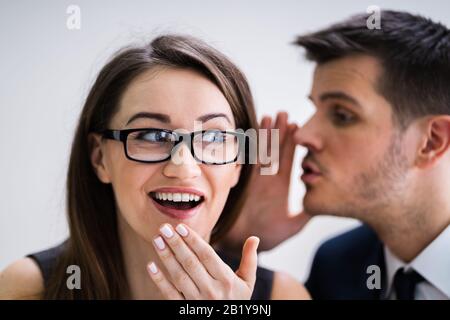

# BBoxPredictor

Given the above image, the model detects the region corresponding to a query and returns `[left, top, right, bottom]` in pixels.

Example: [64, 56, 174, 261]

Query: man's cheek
[329, 171, 354, 192]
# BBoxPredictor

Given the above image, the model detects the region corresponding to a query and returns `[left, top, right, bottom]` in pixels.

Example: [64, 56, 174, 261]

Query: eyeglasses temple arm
[101, 130, 122, 141]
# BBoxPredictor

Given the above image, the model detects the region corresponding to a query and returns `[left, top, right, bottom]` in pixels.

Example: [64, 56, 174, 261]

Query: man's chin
[303, 196, 328, 216]
[303, 194, 351, 218]
[305, 206, 363, 222]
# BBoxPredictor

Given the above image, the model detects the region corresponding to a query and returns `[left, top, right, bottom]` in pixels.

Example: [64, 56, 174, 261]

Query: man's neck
[370, 200, 450, 263]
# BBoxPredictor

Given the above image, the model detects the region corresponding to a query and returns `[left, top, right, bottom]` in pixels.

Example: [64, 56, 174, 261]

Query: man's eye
[331, 106, 357, 126]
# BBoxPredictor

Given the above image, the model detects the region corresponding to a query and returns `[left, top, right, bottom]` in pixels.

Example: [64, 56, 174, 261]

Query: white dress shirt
[383, 224, 450, 300]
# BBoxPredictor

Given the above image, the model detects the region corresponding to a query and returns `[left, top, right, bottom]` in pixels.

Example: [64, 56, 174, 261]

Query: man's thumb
[236, 236, 259, 287]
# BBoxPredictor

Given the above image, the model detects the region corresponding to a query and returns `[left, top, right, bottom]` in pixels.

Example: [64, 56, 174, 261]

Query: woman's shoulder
[271, 271, 311, 300]
[0, 258, 44, 299]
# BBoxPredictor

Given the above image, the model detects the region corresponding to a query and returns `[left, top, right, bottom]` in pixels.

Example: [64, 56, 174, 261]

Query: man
[221, 10, 450, 299]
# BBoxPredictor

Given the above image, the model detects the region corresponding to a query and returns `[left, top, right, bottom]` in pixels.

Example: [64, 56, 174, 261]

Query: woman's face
[90, 67, 241, 243]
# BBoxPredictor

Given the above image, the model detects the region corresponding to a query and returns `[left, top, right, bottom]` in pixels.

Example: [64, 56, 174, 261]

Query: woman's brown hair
[44, 34, 258, 299]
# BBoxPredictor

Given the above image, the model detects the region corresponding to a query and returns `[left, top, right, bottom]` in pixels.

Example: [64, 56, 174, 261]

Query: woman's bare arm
[0, 258, 44, 300]
[270, 271, 311, 300]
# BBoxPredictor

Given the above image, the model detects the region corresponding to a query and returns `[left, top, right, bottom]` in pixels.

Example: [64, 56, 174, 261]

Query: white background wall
[1, 0, 449, 282]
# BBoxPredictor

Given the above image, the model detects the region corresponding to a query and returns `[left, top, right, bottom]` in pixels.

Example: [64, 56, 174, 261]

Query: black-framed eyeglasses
[99, 128, 246, 165]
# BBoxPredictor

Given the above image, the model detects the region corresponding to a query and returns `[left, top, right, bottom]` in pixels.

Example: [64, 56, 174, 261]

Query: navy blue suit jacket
[305, 224, 387, 299]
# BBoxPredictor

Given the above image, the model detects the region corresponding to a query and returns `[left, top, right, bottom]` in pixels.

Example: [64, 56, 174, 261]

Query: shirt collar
[384, 245, 405, 297]
[384, 224, 450, 298]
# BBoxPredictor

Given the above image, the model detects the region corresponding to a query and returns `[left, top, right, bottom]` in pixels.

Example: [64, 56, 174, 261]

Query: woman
[0, 35, 309, 299]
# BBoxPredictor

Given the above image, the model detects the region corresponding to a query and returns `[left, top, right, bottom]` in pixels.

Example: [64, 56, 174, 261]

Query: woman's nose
[162, 143, 202, 179]
[294, 118, 324, 152]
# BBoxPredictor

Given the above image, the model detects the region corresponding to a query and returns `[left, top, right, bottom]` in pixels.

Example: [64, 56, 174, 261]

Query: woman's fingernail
[154, 236, 166, 250]
[147, 262, 158, 274]
[160, 224, 174, 238]
[176, 224, 189, 237]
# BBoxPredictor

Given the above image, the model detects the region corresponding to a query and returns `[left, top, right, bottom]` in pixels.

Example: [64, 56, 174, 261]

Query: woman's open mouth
[148, 189, 205, 220]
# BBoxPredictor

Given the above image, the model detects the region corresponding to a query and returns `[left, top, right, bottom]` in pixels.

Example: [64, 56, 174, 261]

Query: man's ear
[416, 116, 450, 168]
[88, 133, 112, 184]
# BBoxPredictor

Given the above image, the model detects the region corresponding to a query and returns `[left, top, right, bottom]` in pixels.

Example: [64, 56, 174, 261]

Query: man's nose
[163, 143, 202, 179]
[294, 118, 324, 152]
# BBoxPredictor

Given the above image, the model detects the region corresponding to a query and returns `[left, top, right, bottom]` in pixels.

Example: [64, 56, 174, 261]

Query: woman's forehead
[112, 67, 236, 129]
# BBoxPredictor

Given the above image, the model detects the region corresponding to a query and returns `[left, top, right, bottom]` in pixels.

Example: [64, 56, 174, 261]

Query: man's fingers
[236, 236, 260, 288]
[293, 125, 303, 145]
[273, 111, 289, 143]
[260, 116, 272, 130]
[279, 123, 298, 178]
[258, 116, 273, 168]
[259, 112, 287, 172]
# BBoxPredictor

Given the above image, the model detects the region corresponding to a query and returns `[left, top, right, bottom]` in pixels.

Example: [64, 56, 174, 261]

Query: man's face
[296, 54, 415, 221]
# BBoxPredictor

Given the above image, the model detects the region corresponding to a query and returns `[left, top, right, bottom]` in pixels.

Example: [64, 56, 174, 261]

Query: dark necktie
[393, 268, 425, 300]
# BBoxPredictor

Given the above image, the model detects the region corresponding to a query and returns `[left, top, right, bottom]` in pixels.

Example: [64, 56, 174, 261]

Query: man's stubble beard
[303, 131, 413, 228]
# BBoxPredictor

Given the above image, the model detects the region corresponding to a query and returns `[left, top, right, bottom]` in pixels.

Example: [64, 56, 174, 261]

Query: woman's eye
[202, 131, 225, 143]
[136, 131, 171, 142]
[136, 132, 157, 141]
[331, 106, 357, 126]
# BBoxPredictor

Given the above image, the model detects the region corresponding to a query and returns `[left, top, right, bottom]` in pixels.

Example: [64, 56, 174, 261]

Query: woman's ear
[416, 116, 450, 168]
[88, 133, 112, 184]
[230, 164, 243, 188]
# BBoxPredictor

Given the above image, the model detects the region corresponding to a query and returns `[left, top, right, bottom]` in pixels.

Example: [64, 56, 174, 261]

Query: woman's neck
[117, 214, 164, 300]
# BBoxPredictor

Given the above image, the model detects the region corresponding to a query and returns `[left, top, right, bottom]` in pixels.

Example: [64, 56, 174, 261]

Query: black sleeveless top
[27, 241, 274, 300]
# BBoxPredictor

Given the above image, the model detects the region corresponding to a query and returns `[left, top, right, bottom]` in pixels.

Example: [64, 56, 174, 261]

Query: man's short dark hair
[295, 10, 450, 129]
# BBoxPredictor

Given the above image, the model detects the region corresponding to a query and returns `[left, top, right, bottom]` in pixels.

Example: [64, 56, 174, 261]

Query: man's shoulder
[314, 224, 381, 265]
[305, 224, 385, 299]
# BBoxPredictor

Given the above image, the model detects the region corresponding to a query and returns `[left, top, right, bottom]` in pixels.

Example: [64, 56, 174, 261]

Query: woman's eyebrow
[197, 113, 231, 124]
[126, 112, 170, 125]
[126, 112, 231, 125]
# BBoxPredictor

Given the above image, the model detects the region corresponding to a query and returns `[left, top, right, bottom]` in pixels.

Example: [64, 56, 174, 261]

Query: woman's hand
[146, 223, 260, 300]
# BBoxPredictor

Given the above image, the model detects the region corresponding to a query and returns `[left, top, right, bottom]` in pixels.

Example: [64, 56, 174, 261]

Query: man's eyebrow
[196, 113, 231, 124]
[126, 112, 170, 125]
[308, 91, 362, 108]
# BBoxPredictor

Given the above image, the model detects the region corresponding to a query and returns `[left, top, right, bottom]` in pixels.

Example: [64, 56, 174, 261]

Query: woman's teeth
[153, 192, 201, 202]
[150, 191, 204, 212]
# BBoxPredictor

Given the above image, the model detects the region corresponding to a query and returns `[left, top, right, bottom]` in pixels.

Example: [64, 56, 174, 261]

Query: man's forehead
[308, 54, 395, 122]
[312, 54, 381, 90]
